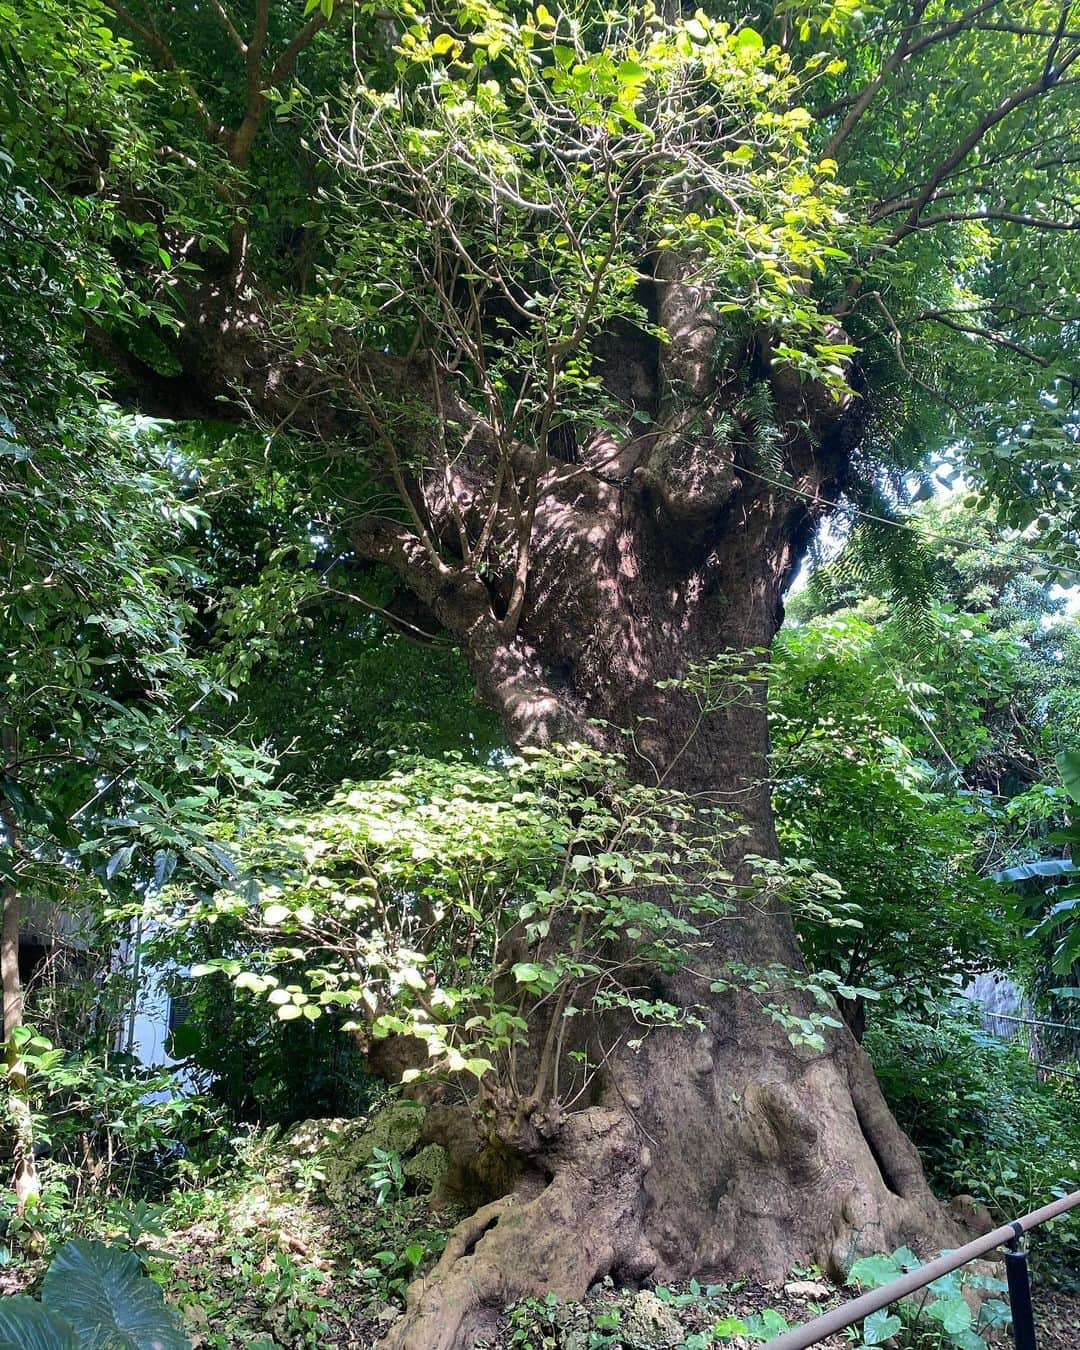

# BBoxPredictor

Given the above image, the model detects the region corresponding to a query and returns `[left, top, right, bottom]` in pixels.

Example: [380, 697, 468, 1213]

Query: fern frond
[741, 384, 784, 475]
[794, 484, 943, 648]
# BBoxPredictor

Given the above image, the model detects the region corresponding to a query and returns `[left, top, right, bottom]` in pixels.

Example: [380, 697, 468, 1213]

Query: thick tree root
[379, 1019, 959, 1350]
[383, 1108, 654, 1350]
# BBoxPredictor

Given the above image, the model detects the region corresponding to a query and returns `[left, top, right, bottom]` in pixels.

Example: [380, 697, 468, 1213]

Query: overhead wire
[733, 461, 1080, 585]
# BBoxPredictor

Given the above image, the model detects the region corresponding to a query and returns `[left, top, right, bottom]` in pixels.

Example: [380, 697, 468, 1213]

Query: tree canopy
[3, 0, 1080, 1345]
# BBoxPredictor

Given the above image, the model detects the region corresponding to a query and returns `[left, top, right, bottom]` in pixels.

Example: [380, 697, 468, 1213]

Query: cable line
[734, 462, 1080, 585]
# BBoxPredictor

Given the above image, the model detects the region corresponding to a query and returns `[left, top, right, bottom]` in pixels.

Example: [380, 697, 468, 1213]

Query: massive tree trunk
[20, 0, 1080, 1336]
[371, 404, 957, 1347]
[98, 279, 958, 1346]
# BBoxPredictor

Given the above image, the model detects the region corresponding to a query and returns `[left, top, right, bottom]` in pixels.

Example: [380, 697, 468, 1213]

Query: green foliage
[317, 1, 855, 407]
[847, 1247, 1010, 1349]
[365, 1147, 406, 1207]
[0, 1026, 221, 1251]
[170, 744, 857, 1103]
[867, 1001, 1080, 1284]
[501, 1285, 799, 1346]
[160, 955, 379, 1127]
[0, 401, 282, 931]
[184, 425, 499, 802]
[772, 608, 1017, 1015]
[357, 1230, 444, 1306]
[1000, 750, 1080, 985]
[4, 3, 1080, 1339]
[0, 1239, 189, 1350]
[145, 1120, 452, 1343]
[781, 497, 1080, 1017]
[0, 0, 266, 905]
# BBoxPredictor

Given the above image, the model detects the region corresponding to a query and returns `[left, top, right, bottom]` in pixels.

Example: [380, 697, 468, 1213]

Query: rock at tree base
[403, 1144, 449, 1199]
[622, 1290, 685, 1348]
[279, 1101, 429, 1206]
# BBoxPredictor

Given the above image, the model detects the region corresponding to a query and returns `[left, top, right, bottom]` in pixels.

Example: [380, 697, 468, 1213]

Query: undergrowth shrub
[0, 1028, 224, 1255]
[866, 1000, 1080, 1285]
[162, 967, 379, 1127]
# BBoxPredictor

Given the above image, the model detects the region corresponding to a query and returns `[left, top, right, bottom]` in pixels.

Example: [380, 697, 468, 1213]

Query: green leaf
[953, 1332, 989, 1350]
[995, 859, 1076, 883]
[861, 1309, 903, 1345]
[41, 1240, 191, 1349]
[847, 1254, 903, 1289]
[733, 26, 763, 50]
[925, 1295, 973, 1334]
[746, 1307, 789, 1336]
[105, 844, 134, 880]
[1057, 749, 1080, 805]
[0, 1298, 78, 1350]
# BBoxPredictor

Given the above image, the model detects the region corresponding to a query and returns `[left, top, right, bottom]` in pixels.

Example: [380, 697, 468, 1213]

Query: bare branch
[208, 0, 247, 55]
[268, 11, 332, 89]
[973, 20, 1080, 38]
[1045, 0, 1072, 84]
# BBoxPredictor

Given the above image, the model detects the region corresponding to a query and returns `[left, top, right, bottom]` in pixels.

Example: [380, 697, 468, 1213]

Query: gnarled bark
[34, 0, 1080, 1337]
[377, 459, 958, 1346]
[96, 287, 958, 1345]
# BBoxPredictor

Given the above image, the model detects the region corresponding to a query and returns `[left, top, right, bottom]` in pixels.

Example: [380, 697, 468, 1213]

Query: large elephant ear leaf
[0, 1295, 78, 1350]
[40, 1239, 191, 1350]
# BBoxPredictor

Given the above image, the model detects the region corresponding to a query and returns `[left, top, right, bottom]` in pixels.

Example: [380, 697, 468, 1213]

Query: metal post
[1005, 1227, 1037, 1350]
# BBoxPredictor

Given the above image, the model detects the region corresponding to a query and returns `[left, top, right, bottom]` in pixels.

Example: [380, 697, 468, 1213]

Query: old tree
[9, 0, 1080, 1341]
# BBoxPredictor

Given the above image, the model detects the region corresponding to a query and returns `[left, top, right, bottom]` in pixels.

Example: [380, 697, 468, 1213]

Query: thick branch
[917, 310, 1080, 390]
[821, 0, 1001, 162]
[269, 11, 332, 88]
[84, 323, 234, 420]
[882, 207, 1080, 230]
[208, 0, 247, 55]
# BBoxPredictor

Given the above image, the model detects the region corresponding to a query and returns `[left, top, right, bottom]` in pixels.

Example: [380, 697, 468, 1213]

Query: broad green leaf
[41, 1240, 190, 1349]
[925, 1295, 973, 1334]
[1057, 749, 1080, 805]
[861, 1309, 902, 1345]
[847, 1254, 903, 1289]
[733, 26, 763, 50]
[0, 1298, 78, 1350]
